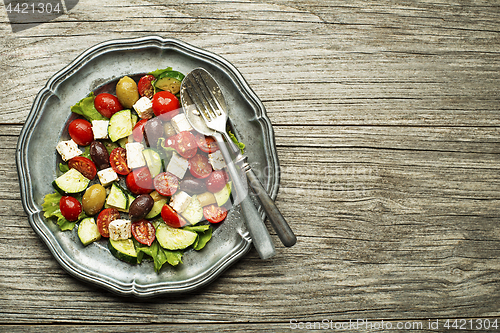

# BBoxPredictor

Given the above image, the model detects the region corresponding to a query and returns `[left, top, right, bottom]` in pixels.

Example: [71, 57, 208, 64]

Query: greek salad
[42, 67, 242, 272]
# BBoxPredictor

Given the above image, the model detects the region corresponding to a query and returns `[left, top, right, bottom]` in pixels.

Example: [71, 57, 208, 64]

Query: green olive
[82, 184, 107, 216]
[163, 121, 176, 137]
[116, 76, 139, 109]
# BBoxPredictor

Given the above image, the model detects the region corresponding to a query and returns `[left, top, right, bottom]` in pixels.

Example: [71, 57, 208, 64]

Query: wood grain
[1, 0, 500, 330]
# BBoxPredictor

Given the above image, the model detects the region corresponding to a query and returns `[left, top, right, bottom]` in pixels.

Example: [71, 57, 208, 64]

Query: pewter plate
[16, 36, 280, 297]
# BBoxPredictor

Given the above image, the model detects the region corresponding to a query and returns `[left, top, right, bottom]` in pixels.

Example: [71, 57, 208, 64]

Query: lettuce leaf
[184, 225, 213, 251]
[71, 93, 108, 122]
[136, 241, 183, 272]
[148, 67, 173, 77]
[41, 192, 87, 231]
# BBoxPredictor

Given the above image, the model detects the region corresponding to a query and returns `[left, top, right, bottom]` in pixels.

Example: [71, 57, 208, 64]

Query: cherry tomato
[175, 131, 197, 159]
[110, 147, 131, 175]
[195, 133, 219, 153]
[206, 170, 228, 193]
[203, 204, 228, 224]
[153, 172, 179, 196]
[96, 208, 120, 238]
[126, 167, 154, 195]
[68, 156, 97, 180]
[94, 93, 123, 118]
[152, 91, 180, 120]
[189, 153, 212, 179]
[68, 119, 93, 146]
[59, 196, 82, 222]
[138, 75, 156, 99]
[132, 118, 148, 143]
[131, 219, 156, 246]
[161, 204, 187, 228]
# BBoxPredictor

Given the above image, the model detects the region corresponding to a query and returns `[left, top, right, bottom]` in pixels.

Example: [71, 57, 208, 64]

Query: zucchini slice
[108, 238, 137, 264]
[108, 109, 133, 142]
[181, 195, 204, 225]
[156, 223, 197, 250]
[155, 77, 181, 94]
[105, 183, 128, 211]
[145, 198, 167, 219]
[78, 217, 101, 246]
[52, 168, 90, 194]
[214, 181, 232, 207]
[142, 148, 163, 178]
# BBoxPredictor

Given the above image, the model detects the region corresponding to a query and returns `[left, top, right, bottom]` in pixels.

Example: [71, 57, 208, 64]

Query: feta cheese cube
[171, 113, 193, 133]
[56, 139, 82, 162]
[133, 96, 154, 119]
[97, 167, 118, 187]
[108, 219, 131, 241]
[169, 191, 192, 213]
[125, 142, 146, 169]
[166, 152, 189, 179]
[91, 120, 109, 139]
[208, 150, 226, 170]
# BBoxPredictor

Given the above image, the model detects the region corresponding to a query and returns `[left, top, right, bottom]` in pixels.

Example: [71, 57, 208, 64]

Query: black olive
[90, 140, 110, 170]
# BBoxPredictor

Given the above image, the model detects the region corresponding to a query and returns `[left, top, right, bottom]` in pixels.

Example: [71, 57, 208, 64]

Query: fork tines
[185, 72, 223, 122]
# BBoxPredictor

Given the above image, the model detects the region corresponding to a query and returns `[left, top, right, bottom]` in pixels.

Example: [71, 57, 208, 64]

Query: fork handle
[243, 166, 297, 247]
[214, 133, 276, 259]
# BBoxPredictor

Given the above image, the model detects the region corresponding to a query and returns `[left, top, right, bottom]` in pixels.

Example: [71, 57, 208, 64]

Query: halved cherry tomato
[206, 170, 228, 193]
[203, 204, 227, 224]
[94, 93, 123, 118]
[153, 172, 179, 196]
[161, 204, 187, 228]
[131, 219, 156, 246]
[132, 119, 148, 143]
[175, 131, 197, 159]
[189, 153, 212, 179]
[110, 147, 131, 175]
[126, 167, 154, 195]
[152, 91, 180, 120]
[195, 133, 219, 153]
[59, 196, 82, 221]
[68, 156, 97, 180]
[68, 119, 94, 146]
[138, 75, 156, 99]
[96, 208, 120, 238]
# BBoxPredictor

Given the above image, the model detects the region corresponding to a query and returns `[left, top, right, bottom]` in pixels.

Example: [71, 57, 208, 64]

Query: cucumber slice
[214, 181, 232, 206]
[181, 195, 204, 225]
[156, 223, 197, 250]
[125, 193, 135, 213]
[78, 217, 101, 246]
[52, 168, 90, 194]
[105, 183, 128, 211]
[108, 238, 137, 264]
[117, 137, 128, 149]
[131, 114, 138, 128]
[155, 77, 181, 94]
[145, 198, 167, 219]
[142, 148, 163, 177]
[108, 109, 133, 142]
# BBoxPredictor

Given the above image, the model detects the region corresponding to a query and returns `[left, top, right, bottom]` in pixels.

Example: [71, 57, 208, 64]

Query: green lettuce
[71, 93, 108, 121]
[148, 67, 173, 77]
[41, 192, 87, 231]
[184, 225, 213, 251]
[136, 241, 183, 272]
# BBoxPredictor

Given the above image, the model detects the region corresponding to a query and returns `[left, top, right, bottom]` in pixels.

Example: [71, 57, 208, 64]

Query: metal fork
[182, 68, 296, 252]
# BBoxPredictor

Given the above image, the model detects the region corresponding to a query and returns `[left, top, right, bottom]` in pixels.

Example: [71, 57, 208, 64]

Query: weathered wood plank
[0, 1, 499, 125]
[1, 0, 500, 328]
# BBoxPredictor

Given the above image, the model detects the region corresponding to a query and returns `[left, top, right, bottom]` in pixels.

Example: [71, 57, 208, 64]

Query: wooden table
[2, 1, 500, 331]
